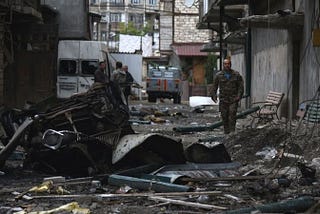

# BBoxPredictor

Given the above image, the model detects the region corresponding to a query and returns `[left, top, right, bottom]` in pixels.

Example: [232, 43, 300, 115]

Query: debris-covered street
[1, 0, 320, 213]
[1, 94, 320, 213]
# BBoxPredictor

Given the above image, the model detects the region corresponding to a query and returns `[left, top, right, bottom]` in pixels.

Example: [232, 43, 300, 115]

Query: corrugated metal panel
[172, 44, 208, 56]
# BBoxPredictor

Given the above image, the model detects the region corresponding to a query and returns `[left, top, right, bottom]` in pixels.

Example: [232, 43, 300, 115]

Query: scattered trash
[189, 96, 218, 108]
[28, 180, 53, 193]
[255, 146, 277, 160]
[115, 185, 134, 194]
[0, 206, 23, 213]
[108, 174, 191, 192]
[14, 202, 90, 214]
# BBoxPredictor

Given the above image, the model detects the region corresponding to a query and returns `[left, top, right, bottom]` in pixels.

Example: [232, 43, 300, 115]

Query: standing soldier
[111, 61, 126, 84]
[123, 65, 134, 103]
[210, 58, 244, 134]
[94, 61, 107, 83]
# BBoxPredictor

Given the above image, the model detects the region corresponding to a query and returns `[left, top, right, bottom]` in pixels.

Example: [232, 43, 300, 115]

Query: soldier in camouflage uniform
[210, 58, 244, 134]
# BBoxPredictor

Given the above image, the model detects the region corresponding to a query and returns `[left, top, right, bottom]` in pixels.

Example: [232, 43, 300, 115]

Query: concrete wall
[42, 0, 89, 39]
[231, 51, 246, 86]
[251, 28, 291, 118]
[299, 0, 320, 102]
[230, 50, 246, 108]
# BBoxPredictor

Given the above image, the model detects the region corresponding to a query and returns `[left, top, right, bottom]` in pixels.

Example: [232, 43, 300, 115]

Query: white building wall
[251, 28, 291, 118]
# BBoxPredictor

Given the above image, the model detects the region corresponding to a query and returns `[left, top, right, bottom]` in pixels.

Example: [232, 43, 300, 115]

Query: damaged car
[0, 83, 133, 175]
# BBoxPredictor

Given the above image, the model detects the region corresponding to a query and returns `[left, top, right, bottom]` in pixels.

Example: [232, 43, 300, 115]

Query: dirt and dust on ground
[1, 97, 320, 214]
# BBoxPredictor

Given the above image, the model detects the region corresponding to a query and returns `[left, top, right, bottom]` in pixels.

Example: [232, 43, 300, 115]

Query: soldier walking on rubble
[210, 58, 244, 134]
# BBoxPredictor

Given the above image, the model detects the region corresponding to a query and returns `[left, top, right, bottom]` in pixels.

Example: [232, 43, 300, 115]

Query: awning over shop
[171, 44, 208, 56]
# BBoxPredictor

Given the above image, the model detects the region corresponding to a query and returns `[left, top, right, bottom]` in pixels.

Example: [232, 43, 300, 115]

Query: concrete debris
[0, 83, 133, 175]
[1, 96, 320, 213]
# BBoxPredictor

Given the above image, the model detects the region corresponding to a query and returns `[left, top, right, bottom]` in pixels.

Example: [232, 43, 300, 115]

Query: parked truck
[56, 40, 111, 98]
[146, 66, 181, 104]
[41, 0, 110, 99]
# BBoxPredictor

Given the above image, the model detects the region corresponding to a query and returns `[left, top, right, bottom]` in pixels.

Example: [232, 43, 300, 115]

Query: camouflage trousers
[219, 102, 238, 134]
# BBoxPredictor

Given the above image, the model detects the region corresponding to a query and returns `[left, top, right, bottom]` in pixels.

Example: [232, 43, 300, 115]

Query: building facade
[90, 0, 159, 52]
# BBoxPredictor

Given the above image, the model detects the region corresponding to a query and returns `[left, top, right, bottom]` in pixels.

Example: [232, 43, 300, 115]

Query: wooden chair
[250, 91, 285, 127]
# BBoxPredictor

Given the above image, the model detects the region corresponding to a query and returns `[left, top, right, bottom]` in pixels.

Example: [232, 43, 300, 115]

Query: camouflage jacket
[210, 69, 244, 104]
[111, 69, 126, 84]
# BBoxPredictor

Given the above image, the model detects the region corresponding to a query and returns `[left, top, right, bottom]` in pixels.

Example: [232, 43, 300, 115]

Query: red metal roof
[172, 43, 208, 56]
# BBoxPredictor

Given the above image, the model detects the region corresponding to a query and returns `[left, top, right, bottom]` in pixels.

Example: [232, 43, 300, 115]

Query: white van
[56, 40, 111, 98]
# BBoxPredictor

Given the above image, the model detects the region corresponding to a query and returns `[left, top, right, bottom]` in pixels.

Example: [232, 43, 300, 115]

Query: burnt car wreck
[0, 83, 134, 175]
[0, 82, 196, 176]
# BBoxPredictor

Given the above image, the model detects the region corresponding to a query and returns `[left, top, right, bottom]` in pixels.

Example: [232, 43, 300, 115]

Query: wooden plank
[29, 191, 223, 200]
[265, 91, 283, 105]
[149, 196, 227, 210]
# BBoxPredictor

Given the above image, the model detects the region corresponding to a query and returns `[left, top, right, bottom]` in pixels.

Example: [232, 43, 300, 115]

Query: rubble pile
[0, 83, 133, 175]
[0, 99, 320, 213]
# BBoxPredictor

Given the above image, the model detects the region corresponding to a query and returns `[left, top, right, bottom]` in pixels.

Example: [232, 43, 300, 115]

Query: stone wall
[174, 15, 210, 43]
[160, 15, 173, 51]
[174, 0, 210, 43]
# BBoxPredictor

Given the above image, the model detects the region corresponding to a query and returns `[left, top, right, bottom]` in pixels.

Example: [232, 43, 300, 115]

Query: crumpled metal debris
[0, 83, 133, 175]
[184, 142, 231, 163]
[112, 133, 185, 166]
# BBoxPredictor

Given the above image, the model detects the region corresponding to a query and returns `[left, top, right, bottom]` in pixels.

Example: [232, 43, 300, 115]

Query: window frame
[58, 59, 78, 76]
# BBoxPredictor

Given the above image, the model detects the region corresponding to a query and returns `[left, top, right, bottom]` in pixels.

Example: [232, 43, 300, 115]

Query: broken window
[59, 60, 77, 75]
[81, 60, 98, 75]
